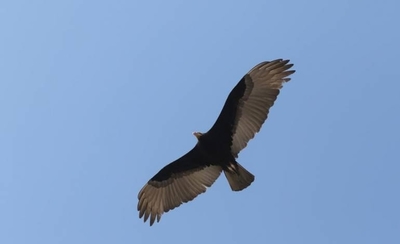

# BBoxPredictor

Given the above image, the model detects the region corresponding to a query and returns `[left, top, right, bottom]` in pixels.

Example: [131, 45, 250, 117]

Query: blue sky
[1, 0, 399, 243]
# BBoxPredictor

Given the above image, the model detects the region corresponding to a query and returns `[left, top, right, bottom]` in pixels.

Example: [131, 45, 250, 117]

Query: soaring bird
[138, 59, 295, 226]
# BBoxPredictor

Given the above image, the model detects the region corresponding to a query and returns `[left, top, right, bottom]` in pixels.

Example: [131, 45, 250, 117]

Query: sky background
[1, 0, 399, 243]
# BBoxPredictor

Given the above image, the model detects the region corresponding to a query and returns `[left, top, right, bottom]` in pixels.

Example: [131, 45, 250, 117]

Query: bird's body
[138, 59, 295, 225]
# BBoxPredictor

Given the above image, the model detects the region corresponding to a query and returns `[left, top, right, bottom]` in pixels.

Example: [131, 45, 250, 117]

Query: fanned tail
[224, 163, 255, 191]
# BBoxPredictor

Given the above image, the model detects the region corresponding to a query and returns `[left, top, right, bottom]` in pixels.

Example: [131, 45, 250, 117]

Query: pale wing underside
[138, 165, 222, 226]
[231, 60, 295, 156]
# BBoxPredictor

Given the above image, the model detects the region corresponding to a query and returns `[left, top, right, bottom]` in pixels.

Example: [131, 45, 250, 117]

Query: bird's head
[193, 132, 203, 140]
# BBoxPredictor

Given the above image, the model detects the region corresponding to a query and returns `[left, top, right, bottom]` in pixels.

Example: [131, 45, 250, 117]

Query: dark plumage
[138, 59, 295, 225]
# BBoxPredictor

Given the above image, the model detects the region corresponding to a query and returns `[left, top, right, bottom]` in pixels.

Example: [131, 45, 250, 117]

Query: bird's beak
[193, 132, 201, 140]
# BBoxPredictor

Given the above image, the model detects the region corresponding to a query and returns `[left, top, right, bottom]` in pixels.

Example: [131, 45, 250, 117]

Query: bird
[137, 59, 295, 226]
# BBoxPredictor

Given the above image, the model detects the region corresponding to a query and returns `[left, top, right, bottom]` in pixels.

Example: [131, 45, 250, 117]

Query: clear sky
[1, 0, 399, 243]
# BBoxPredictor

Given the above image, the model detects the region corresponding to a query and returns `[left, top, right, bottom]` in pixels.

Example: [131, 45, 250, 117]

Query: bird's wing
[206, 59, 295, 157]
[137, 147, 222, 226]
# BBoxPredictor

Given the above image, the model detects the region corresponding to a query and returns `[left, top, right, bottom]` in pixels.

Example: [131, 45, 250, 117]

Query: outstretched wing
[206, 59, 295, 157]
[137, 146, 222, 226]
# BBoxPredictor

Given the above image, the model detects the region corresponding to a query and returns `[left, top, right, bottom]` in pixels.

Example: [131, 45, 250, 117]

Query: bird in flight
[138, 59, 295, 226]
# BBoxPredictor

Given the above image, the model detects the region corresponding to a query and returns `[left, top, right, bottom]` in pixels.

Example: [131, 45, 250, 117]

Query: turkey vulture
[138, 59, 295, 226]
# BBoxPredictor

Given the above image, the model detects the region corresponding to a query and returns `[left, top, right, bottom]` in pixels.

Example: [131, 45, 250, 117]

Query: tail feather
[224, 163, 255, 191]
